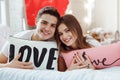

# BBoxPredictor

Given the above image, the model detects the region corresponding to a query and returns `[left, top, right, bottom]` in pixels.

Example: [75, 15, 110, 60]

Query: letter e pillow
[62, 42, 120, 69]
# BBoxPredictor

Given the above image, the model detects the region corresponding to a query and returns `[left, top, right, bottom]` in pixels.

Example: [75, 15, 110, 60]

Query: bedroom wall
[8, 0, 24, 35]
[0, 0, 7, 25]
[66, 0, 87, 33]
[93, 0, 118, 33]
[67, 0, 119, 34]
[66, 0, 94, 34]
[4, 0, 119, 35]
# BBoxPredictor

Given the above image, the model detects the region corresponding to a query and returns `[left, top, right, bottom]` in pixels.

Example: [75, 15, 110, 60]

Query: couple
[0, 6, 101, 71]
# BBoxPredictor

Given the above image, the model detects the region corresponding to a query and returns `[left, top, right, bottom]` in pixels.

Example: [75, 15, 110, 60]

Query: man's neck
[31, 33, 42, 41]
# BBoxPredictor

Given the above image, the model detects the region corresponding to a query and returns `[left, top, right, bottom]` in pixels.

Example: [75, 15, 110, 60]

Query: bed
[0, 66, 120, 80]
[0, 25, 120, 80]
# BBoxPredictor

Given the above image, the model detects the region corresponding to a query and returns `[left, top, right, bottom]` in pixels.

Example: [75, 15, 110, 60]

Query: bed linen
[0, 66, 120, 80]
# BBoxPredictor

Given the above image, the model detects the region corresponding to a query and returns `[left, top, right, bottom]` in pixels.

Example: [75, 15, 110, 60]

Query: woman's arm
[58, 55, 67, 71]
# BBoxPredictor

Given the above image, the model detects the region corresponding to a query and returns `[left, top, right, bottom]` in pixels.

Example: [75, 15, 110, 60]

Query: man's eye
[41, 21, 47, 25]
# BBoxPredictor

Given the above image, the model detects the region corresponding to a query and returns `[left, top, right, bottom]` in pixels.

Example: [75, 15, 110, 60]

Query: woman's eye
[51, 24, 56, 28]
[66, 29, 70, 32]
[58, 33, 62, 36]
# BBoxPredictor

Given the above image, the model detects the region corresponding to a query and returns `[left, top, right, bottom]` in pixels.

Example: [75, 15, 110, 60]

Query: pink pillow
[62, 41, 120, 69]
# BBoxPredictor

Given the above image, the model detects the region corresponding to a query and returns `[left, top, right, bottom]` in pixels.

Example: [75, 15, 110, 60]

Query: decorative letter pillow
[62, 42, 120, 69]
[9, 37, 58, 70]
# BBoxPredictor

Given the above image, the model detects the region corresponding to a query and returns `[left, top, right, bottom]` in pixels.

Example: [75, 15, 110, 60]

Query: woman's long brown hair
[55, 14, 91, 53]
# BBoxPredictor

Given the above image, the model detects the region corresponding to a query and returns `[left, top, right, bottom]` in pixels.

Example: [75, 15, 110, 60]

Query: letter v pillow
[9, 37, 58, 70]
[61, 41, 120, 69]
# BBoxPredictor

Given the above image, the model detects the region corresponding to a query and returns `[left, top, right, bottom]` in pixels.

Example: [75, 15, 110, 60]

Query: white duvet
[0, 66, 120, 80]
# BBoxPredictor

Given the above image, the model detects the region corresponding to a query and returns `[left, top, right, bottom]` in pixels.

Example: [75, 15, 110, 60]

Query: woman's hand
[76, 52, 95, 69]
[83, 53, 95, 69]
[67, 53, 87, 71]
[67, 52, 95, 71]
[6, 53, 34, 69]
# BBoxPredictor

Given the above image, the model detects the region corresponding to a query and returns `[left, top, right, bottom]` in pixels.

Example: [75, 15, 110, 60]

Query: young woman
[55, 14, 101, 71]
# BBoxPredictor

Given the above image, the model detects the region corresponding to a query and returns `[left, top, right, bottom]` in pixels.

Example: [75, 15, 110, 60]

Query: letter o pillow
[61, 41, 120, 69]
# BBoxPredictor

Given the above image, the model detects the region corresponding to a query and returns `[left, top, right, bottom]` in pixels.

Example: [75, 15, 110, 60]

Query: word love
[82, 51, 120, 67]
[9, 44, 58, 70]
[92, 58, 120, 67]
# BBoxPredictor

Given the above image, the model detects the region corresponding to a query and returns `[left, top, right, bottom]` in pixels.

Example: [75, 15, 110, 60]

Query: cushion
[62, 41, 120, 69]
[9, 37, 58, 70]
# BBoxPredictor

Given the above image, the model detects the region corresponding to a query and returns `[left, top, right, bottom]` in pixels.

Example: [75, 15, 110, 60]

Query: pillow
[9, 37, 58, 70]
[62, 42, 120, 69]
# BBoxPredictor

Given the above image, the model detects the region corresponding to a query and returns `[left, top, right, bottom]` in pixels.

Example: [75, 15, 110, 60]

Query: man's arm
[0, 52, 8, 63]
[0, 53, 8, 68]
[0, 53, 34, 69]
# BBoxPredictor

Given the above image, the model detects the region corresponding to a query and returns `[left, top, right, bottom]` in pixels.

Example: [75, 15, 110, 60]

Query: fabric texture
[85, 34, 102, 47]
[1, 30, 58, 70]
[62, 41, 120, 69]
[9, 37, 58, 70]
[0, 67, 120, 80]
[1, 30, 35, 57]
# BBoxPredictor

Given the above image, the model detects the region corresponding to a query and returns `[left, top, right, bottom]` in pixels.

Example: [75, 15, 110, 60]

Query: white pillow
[9, 37, 58, 70]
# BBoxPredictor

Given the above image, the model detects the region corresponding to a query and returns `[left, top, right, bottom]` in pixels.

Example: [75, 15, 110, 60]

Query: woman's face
[58, 23, 77, 48]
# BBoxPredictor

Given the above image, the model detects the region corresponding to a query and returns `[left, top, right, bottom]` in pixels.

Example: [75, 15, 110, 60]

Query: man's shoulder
[15, 30, 35, 35]
[13, 30, 35, 40]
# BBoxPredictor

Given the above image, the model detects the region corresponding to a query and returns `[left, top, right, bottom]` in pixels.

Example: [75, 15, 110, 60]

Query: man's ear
[35, 20, 39, 26]
[35, 18, 38, 26]
[35, 22, 37, 26]
[35, 20, 37, 25]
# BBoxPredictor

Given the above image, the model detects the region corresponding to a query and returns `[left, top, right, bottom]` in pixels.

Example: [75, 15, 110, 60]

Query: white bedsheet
[0, 66, 120, 80]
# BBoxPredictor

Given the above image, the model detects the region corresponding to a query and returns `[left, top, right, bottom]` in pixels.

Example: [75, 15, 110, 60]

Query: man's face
[35, 14, 58, 41]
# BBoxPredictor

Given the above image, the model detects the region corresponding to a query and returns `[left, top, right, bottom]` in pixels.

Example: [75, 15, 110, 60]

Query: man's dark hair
[36, 6, 60, 24]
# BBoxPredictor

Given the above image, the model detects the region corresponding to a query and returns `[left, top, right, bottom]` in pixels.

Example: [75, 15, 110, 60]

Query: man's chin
[41, 37, 51, 41]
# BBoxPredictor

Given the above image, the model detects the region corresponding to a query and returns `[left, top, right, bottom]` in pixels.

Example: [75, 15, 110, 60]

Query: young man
[0, 6, 60, 69]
